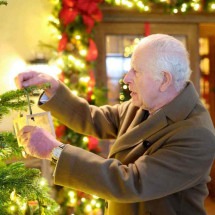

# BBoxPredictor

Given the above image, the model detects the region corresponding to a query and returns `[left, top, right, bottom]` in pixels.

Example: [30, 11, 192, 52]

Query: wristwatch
[51, 144, 65, 164]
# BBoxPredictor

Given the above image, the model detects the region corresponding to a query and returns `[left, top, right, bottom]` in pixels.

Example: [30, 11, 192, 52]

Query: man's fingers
[14, 71, 38, 88]
[18, 125, 36, 137]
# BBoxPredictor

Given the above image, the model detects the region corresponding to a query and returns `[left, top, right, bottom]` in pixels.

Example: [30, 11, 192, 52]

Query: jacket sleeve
[54, 125, 215, 202]
[39, 82, 122, 139]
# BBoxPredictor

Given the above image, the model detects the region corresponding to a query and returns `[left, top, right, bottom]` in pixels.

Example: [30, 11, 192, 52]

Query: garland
[105, 0, 215, 13]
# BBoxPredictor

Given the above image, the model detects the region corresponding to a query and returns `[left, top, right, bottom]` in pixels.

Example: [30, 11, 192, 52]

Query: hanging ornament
[13, 89, 56, 146]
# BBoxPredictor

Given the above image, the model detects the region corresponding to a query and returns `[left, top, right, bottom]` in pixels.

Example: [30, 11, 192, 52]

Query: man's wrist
[51, 143, 65, 164]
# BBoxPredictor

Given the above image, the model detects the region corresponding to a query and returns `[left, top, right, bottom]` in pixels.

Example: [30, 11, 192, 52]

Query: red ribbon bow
[59, 0, 103, 33]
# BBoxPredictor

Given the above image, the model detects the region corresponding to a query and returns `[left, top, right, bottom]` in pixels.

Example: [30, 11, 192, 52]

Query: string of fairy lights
[67, 190, 102, 214]
[104, 0, 215, 13]
[8, 178, 49, 213]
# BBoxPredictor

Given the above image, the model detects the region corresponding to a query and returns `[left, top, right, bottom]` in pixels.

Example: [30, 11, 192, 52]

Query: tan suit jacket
[41, 82, 215, 215]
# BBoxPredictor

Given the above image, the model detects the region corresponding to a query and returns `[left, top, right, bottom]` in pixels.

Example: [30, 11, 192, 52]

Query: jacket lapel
[109, 110, 168, 157]
[109, 82, 198, 158]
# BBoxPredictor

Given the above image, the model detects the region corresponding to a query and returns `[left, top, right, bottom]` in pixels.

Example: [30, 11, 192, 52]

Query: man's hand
[18, 125, 62, 160]
[14, 71, 59, 98]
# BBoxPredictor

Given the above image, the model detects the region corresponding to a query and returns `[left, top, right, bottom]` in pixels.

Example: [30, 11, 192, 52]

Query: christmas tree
[0, 86, 59, 214]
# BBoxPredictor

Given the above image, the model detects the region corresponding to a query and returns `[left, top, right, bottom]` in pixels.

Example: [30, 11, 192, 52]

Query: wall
[0, 0, 53, 131]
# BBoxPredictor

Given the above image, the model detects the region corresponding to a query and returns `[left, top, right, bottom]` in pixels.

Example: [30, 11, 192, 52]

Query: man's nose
[123, 70, 132, 84]
[123, 73, 128, 84]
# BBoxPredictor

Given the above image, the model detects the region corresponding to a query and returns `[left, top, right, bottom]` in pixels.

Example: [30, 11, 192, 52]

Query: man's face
[123, 46, 162, 111]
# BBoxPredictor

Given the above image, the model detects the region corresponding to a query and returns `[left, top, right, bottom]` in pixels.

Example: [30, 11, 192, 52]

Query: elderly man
[15, 34, 215, 215]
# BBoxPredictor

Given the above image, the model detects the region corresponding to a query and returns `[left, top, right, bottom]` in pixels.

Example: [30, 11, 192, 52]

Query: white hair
[138, 34, 192, 92]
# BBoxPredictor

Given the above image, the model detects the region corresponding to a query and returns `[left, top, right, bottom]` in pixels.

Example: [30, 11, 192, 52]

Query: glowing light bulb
[71, 90, 78, 96]
[75, 35, 81, 40]
[79, 49, 87, 56]
[80, 76, 90, 83]
[120, 95, 125, 100]
[91, 95, 96, 100]
[96, 202, 101, 208]
[193, 3, 200, 11]
[144, 5, 150, 11]
[91, 199, 96, 206]
[81, 197, 86, 202]
[115, 0, 120, 5]
[83, 136, 89, 143]
[68, 191, 76, 198]
[9, 205, 16, 212]
[70, 198, 77, 205]
[56, 58, 64, 68]
[211, 3, 215, 10]
[137, 1, 144, 9]
[39, 178, 47, 187]
[181, 3, 187, 12]
[123, 85, 128, 89]
[173, 8, 178, 13]
[85, 204, 92, 213]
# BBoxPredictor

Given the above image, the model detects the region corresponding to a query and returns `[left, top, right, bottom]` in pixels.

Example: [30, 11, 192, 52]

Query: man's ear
[160, 71, 172, 92]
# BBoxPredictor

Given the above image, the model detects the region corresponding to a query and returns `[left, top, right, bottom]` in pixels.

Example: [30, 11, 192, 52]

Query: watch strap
[51, 144, 65, 164]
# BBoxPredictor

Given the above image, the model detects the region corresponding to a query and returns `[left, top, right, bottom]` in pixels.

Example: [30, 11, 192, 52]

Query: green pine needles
[0, 84, 50, 121]
[0, 85, 59, 214]
[0, 162, 59, 214]
[0, 132, 23, 160]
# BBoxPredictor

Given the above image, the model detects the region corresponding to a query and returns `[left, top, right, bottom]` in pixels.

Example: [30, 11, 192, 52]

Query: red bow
[59, 0, 103, 33]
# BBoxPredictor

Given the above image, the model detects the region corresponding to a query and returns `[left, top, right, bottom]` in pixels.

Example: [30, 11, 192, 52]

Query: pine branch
[0, 84, 50, 121]
[0, 162, 59, 214]
[0, 132, 23, 161]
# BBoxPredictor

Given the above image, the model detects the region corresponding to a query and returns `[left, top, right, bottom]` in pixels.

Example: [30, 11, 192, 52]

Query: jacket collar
[162, 81, 199, 122]
[109, 82, 199, 158]
[109, 110, 168, 157]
